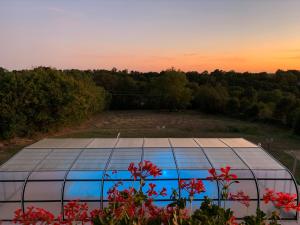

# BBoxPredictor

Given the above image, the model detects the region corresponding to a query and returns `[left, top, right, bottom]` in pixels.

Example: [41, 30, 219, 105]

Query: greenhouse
[0, 138, 298, 221]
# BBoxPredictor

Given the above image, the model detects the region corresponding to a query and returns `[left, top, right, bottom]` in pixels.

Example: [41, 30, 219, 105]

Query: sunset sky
[0, 0, 300, 72]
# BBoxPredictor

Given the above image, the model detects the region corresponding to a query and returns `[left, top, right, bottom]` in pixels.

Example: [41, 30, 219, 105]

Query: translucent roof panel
[253, 169, 293, 179]
[143, 148, 176, 169]
[233, 148, 284, 169]
[27, 138, 94, 148]
[64, 181, 101, 200]
[24, 181, 63, 200]
[0, 182, 23, 201]
[107, 148, 142, 170]
[220, 138, 257, 148]
[86, 138, 117, 148]
[195, 138, 227, 147]
[71, 148, 111, 170]
[169, 138, 198, 148]
[202, 148, 248, 169]
[0, 148, 51, 171]
[173, 148, 211, 169]
[144, 138, 170, 147]
[115, 138, 143, 148]
[35, 149, 82, 171]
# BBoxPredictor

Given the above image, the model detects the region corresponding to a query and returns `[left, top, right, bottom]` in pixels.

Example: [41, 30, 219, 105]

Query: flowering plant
[11, 161, 300, 225]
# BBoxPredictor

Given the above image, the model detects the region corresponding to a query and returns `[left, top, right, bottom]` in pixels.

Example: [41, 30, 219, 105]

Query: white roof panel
[220, 138, 257, 148]
[194, 138, 227, 147]
[115, 138, 143, 148]
[28, 138, 94, 148]
[144, 138, 170, 147]
[169, 138, 198, 147]
[86, 138, 117, 148]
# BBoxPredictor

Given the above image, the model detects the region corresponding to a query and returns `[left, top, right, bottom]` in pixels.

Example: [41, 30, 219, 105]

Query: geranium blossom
[263, 188, 300, 212]
[229, 191, 250, 208]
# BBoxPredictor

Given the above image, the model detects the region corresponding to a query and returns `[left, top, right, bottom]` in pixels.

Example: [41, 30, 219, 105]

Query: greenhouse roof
[0, 138, 298, 221]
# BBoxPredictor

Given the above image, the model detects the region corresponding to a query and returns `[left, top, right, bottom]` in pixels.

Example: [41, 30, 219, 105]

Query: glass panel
[29, 171, 66, 180]
[107, 148, 142, 170]
[203, 148, 248, 169]
[116, 138, 143, 148]
[174, 148, 211, 169]
[148, 169, 178, 179]
[233, 148, 283, 169]
[71, 149, 111, 170]
[169, 138, 198, 148]
[67, 171, 103, 180]
[0, 202, 21, 220]
[24, 202, 61, 215]
[221, 180, 258, 199]
[181, 180, 218, 200]
[258, 180, 297, 198]
[0, 149, 51, 171]
[35, 149, 81, 171]
[222, 201, 257, 218]
[28, 138, 93, 148]
[179, 170, 210, 179]
[104, 170, 133, 180]
[144, 139, 170, 148]
[64, 181, 101, 200]
[25, 181, 63, 200]
[220, 138, 257, 148]
[0, 172, 29, 180]
[194, 138, 227, 147]
[253, 169, 292, 179]
[230, 170, 254, 179]
[0, 182, 23, 201]
[143, 148, 176, 169]
[86, 138, 117, 148]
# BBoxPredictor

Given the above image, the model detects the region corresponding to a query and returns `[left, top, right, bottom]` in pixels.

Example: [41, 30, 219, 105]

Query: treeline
[1, 66, 300, 139]
[0, 67, 107, 139]
[91, 68, 300, 134]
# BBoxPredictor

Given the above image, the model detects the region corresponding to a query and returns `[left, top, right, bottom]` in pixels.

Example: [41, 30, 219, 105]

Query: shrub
[0, 67, 107, 139]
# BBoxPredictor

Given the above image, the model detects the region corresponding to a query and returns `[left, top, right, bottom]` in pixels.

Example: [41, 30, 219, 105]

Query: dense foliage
[12, 161, 300, 225]
[2, 66, 300, 138]
[0, 67, 107, 139]
[92, 68, 300, 134]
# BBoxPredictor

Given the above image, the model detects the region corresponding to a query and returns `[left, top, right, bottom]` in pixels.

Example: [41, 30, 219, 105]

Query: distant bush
[0, 67, 107, 139]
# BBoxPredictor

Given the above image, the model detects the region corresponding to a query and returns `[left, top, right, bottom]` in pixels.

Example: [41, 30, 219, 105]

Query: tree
[149, 69, 192, 110]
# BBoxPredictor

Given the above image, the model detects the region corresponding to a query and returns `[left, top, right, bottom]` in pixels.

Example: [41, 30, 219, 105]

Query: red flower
[128, 160, 162, 180]
[207, 166, 238, 182]
[179, 178, 205, 198]
[227, 215, 239, 225]
[229, 191, 250, 208]
[263, 188, 300, 212]
[159, 187, 167, 197]
[13, 206, 55, 225]
[147, 183, 158, 196]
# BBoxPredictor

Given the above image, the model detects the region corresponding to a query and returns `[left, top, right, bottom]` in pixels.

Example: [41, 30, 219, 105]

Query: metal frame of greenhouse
[0, 138, 299, 221]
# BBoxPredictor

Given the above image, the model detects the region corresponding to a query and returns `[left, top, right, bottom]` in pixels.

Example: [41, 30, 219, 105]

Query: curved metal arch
[258, 146, 299, 219]
[100, 136, 120, 209]
[60, 148, 86, 219]
[21, 149, 54, 213]
[218, 139, 261, 211]
[193, 138, 221, 207]
[168, 138, 181, 197]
